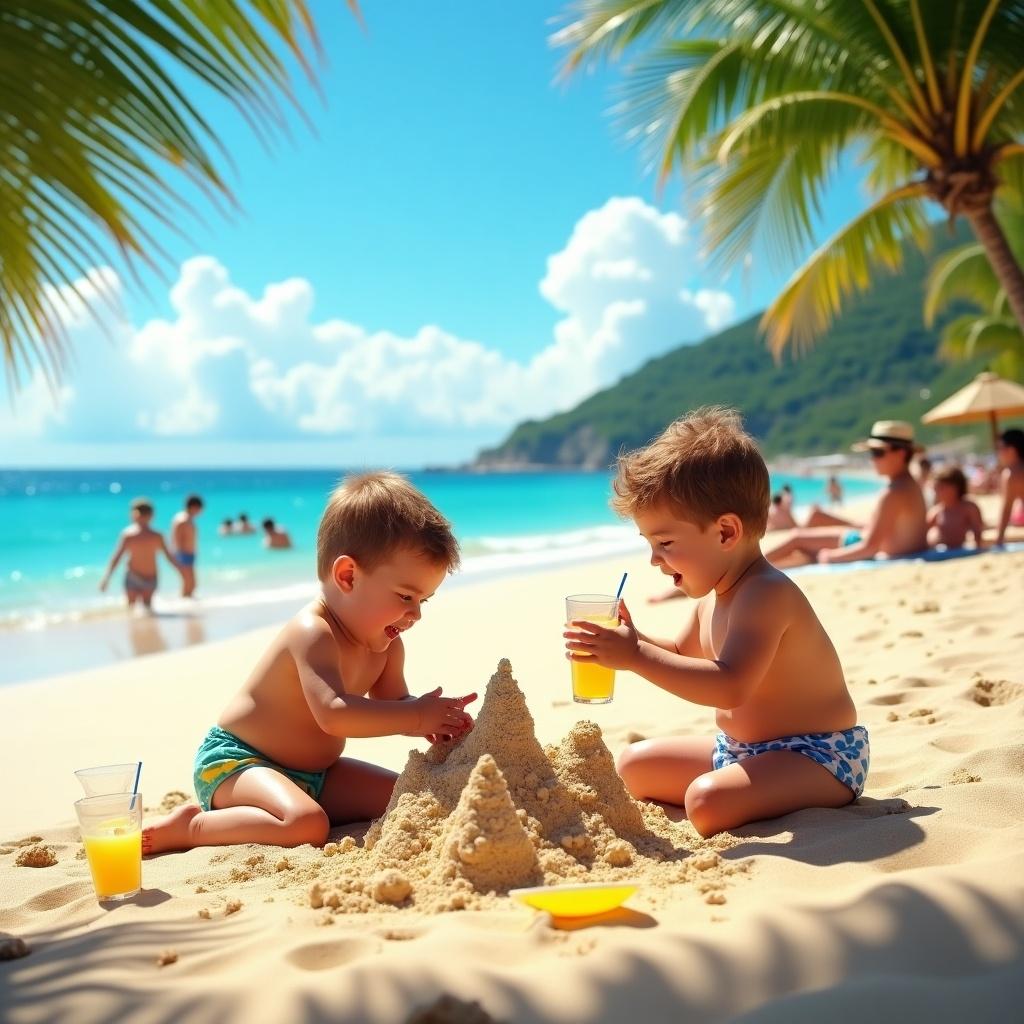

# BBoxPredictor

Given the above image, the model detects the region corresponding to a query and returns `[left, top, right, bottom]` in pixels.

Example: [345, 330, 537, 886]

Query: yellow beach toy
[509, 882, 638, 918]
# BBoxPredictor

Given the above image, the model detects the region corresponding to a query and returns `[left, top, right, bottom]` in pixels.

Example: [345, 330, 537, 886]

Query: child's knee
[284, 805, 330, 847]
[615, 745, 644, 797]
[684, 774, 726, 838]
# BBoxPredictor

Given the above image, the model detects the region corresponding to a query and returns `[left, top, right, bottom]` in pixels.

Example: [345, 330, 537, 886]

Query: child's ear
[331, 555, 357, 593]
[717, 514, 743, 549]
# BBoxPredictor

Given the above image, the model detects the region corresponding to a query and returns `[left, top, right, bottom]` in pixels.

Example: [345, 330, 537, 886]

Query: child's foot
[142, 803, 201, 855]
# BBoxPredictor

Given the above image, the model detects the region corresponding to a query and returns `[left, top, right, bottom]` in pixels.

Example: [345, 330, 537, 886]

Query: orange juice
[83, 822, 141, 899]
[570, 614, 617, 703]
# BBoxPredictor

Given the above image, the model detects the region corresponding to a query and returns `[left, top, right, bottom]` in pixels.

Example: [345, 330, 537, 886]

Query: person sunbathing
[764, 421, 928, 567]
[927, 467, 985, 550]
[766, 493, 798, 532]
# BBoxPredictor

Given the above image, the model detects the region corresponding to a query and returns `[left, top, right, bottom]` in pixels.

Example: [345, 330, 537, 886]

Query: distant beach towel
[789, 541, 1024, 577]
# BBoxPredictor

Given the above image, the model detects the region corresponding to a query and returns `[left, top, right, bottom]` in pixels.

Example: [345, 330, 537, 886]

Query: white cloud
[1, 197, 735, 457]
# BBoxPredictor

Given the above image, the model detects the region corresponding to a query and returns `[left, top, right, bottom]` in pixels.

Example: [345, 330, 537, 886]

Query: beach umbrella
[921, 371, 1024, 449]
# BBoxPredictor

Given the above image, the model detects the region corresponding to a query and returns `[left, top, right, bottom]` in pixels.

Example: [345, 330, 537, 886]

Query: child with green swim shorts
[143, 472, 477, 854]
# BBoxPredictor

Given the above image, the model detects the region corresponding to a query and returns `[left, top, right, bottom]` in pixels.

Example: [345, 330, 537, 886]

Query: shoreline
[1, 486, 885, 686]
[0, 531, 650, 687]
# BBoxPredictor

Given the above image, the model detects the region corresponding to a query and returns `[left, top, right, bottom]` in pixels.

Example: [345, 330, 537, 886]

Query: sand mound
[307, 659, 741, 915]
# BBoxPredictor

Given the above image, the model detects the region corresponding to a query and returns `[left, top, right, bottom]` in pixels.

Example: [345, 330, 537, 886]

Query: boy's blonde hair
[611, 407, 770, 537]
[316, 472, 460, 580]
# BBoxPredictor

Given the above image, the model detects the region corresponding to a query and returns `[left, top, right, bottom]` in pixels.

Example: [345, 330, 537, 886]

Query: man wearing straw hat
[764, 420, 928, 567]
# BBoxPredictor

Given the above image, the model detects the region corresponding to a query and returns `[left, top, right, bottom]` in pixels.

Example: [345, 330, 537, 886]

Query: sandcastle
[308, 659, 740, 915]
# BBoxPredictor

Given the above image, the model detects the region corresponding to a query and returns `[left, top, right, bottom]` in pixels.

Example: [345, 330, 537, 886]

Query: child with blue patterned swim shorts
[564, 407, 869, 837]
[143, 472, 477, 855]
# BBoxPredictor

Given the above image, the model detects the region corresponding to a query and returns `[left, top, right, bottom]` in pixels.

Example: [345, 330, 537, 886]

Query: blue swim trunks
[713, 725, 870, 798]
[124, 568, 157, 595]
[175, 551, 196, 568]
[842, 530, 863, 547]
[193, 725, 328, 811]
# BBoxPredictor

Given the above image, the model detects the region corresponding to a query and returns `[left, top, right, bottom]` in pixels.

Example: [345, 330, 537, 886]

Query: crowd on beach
[99, 493, 294, 612]
[762, 420, 1023, 568]
[218, 513, 293, 549]
[648, 418, 1022, 604]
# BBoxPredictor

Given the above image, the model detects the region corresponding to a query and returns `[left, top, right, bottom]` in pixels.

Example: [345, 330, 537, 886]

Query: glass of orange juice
[74, 793, 143, 902]
[566, 593, 619, 704]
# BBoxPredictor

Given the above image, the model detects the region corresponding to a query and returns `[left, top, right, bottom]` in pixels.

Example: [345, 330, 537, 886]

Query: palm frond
[861, 135, 922, 196]
[939, 312, 1024, 380]
[924, 243, 1003, 324]
[762, 183, 930, 357]
[556, 0, 1024, 356]
[554, 0, 695, 72]
[0, 0, 341, 390]
[954, 0, 1002, 156]
[909, 0, 941, 112]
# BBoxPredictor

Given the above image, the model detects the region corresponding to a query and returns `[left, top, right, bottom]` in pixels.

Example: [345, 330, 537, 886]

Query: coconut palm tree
[556, 1, 1024, 357]
[925, 196, 1024, 379]
[0, 1, 359, 390]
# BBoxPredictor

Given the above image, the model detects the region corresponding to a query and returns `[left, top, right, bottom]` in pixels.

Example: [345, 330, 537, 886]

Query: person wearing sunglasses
[764, 420, 928, 567]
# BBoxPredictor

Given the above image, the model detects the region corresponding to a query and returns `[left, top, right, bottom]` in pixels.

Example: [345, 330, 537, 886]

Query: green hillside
[475, 227, 990, 468]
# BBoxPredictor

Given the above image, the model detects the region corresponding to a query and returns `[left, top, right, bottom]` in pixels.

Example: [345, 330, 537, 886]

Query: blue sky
[3, 1, 870, 467]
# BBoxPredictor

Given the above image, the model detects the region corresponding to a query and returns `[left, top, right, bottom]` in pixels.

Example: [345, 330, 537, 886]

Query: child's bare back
[697, 563, 855, 744]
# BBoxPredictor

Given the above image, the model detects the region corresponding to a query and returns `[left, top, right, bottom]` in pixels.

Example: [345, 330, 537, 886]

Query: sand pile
[304, 659, 742, 915]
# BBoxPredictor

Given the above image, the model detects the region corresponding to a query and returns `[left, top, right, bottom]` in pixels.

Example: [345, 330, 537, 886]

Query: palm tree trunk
[966, 205, 1024, 332]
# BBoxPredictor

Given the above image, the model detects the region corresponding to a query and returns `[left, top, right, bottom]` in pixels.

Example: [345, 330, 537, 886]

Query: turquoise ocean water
[0, 468, 880, 683]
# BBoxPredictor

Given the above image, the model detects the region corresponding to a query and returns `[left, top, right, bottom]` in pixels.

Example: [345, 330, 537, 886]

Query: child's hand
[564, 599, 639, 670]
[98, 577, 108, 593]
[425, 691, 478, 743]
[410, 687, 474, 739]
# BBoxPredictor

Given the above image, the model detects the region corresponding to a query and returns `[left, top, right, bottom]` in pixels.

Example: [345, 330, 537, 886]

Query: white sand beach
[2, 536, 1023, 1022]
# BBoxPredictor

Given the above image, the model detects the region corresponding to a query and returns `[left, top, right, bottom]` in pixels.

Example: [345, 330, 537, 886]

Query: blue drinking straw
[131, 761, 142, 811]
[615, 572, 628, 603]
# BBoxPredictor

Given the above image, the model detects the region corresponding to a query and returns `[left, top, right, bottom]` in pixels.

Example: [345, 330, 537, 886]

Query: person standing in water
[99, 498, 183, 611]
[171, 494, 204, 597]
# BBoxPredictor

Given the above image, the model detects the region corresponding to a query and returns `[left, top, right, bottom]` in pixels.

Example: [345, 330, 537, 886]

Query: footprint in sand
[378, 927, 425, 942]
[968, 679, 1024, 707]
[23, 881, 93, 912]
[844, 798, 912, 818]
[285, 936, 378, 971]
[853, 630, 884, 642]
[0, 836, 44, 855]
[868, 692, 906, 706]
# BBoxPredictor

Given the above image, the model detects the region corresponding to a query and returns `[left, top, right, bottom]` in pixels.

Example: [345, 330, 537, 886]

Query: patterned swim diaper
[193, 725, 329, 811]
[712, 725, 870, 798]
